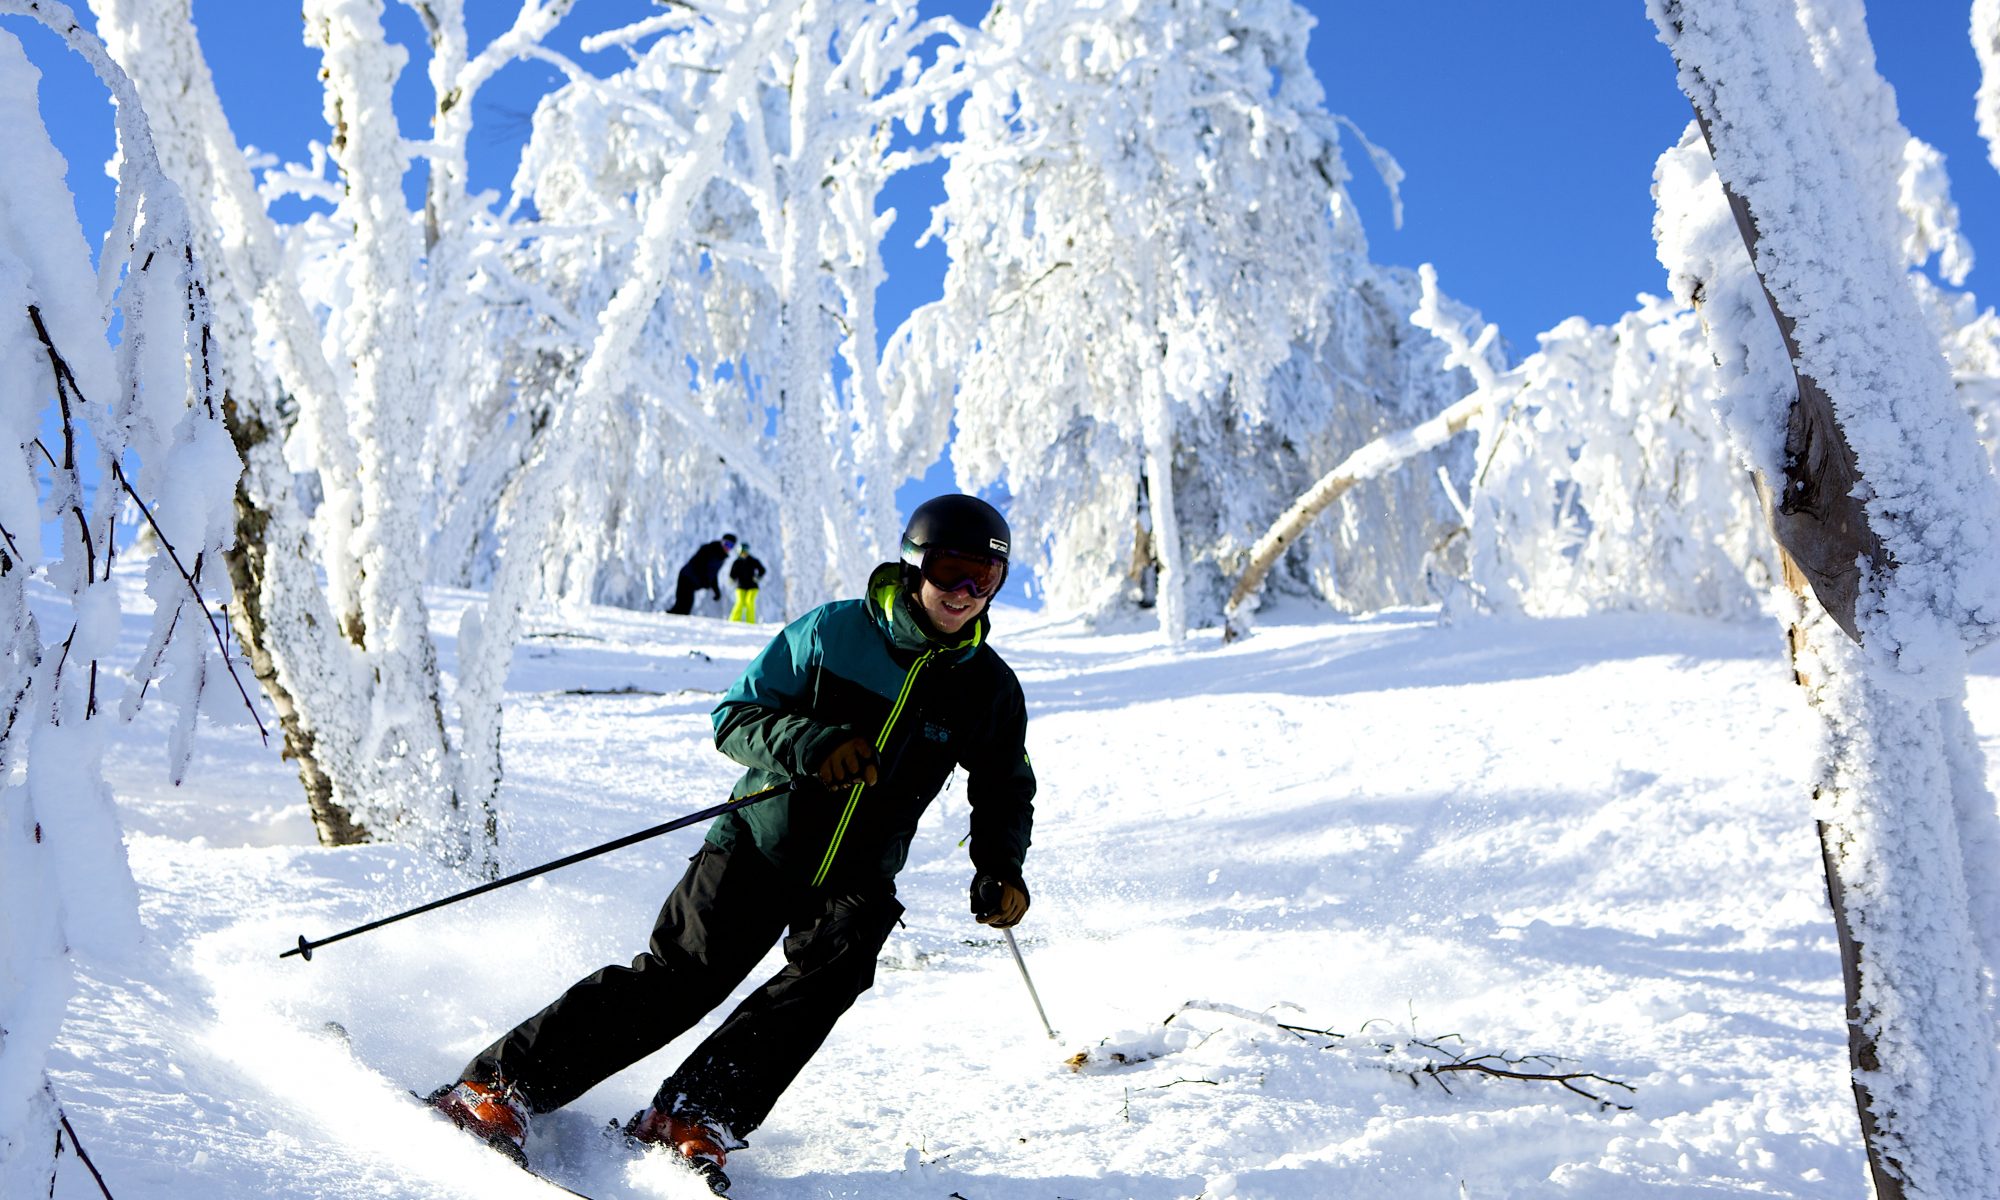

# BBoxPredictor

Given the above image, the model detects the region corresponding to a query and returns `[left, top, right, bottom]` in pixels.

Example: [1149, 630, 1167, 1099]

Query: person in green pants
[728, 542, 765, 623]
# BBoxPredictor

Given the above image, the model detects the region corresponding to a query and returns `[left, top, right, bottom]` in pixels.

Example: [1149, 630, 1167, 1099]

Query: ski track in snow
[45, 574, 2000, 1199]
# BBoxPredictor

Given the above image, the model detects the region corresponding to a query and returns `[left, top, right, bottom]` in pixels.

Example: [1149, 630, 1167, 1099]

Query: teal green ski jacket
[704, 562, 1036, 891]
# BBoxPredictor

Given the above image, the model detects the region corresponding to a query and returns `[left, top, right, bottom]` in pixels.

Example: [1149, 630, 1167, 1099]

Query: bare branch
[25, 305, 268, 741]
[1078, 1000, 1635, 1114]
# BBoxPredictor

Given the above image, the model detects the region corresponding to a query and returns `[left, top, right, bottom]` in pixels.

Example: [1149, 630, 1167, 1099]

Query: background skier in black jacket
[669, 532, 737, 615]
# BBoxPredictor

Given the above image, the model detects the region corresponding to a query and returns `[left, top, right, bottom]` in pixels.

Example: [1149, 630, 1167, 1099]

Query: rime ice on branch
[0, 4, 244, 1194]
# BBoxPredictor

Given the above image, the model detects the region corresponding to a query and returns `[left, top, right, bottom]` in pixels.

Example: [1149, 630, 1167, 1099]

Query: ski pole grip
[972, 876, 1004, 920]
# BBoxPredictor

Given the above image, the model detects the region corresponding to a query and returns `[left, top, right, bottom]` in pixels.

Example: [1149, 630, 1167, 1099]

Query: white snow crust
[37, 569, 1988, 1199]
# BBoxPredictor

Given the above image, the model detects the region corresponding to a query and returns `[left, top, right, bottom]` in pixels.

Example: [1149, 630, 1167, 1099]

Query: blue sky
[1315, 3, 2000, 346]
[8, 2, 1996, 582]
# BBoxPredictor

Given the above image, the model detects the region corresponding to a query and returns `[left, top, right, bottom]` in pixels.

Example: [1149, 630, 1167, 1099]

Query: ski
[522, 1165, 599, 1200]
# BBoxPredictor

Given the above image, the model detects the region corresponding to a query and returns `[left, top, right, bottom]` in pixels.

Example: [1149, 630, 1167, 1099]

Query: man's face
[917, 576, 988, 635]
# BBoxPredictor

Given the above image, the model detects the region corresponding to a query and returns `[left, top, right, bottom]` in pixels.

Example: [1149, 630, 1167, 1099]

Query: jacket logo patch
[921, 720, 951, 744]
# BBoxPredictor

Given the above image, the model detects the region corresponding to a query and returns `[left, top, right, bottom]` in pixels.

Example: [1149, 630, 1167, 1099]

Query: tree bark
[1693, 104, 1903, 1200]
[1695, 112, 1884, 641]
[220, 395, 369, 846]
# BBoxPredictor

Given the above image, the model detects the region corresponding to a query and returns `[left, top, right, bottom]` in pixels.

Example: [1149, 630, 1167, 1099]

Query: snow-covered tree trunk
[1653, 2, 2000, 1195]
[1140, 362, 1189, 646]
[91, 0, 607, 863]
[0, 4, 240, 1189]
[829, 147, 905, 562]
[304, 0, 464, 851]
[90, 0, 380, 846]
[93, 0, 471, 852]
[772, 5, 849, 615]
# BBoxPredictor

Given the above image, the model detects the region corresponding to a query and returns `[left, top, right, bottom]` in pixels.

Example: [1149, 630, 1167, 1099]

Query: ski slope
[47, 582, 2000, 1199]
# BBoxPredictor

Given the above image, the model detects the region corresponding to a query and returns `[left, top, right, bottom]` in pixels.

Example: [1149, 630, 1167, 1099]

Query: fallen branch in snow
[55, 1106, 118, 1199]
[1399, 1038, 1634, 1110]
[558, 685, 669, 697]
[1066, 1000, 1634, 1113]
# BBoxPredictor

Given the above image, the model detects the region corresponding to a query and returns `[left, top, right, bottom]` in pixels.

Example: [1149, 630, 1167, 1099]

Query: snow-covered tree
[1652, 1, 2000, 1195]
[0, 5, 241, 1191]
[88, 0, 582, 855]
[1439, 292, 1777, 621]
[482, 0, 977, 621]
[1975, 0, 2000, 178]
[87, 0, 839, 859]
[902, 0, 1364, 642]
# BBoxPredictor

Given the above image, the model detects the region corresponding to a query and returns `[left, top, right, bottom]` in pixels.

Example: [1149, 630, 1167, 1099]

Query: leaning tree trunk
[1223, 389, 1487, 632]
[1226, 264, 1500, 634]
[1657, 2, 2000, 1194]
[1686, 104, 1893, 1191]
[1690, 102, 1906, 1200]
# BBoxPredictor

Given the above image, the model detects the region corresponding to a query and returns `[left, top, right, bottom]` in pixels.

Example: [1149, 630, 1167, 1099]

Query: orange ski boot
[424, 1079, 531, 1165]
[624, 1105, 732, 1194]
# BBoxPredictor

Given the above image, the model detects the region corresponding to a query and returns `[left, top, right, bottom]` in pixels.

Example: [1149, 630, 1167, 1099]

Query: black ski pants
[668, 572, 716, 615]
[459, 845, 903, 1138]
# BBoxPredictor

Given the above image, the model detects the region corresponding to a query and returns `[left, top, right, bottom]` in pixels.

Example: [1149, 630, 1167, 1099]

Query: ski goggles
[906, 546, 1007, 598]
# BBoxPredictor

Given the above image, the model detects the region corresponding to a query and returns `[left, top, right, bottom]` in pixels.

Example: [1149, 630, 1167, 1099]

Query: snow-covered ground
[46, 579, 2000, 1199]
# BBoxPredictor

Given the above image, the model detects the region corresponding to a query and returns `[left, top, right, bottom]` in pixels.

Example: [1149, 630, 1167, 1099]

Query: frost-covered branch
[0, 9, 243, 1194]
[1066, 1000, 1635, 1113]
[25, 307, 264, 740]
[1224, 392, 1487, 626]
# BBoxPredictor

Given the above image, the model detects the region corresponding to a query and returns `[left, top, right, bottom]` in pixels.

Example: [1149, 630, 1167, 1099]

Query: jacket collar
[865, 562, 987, 660]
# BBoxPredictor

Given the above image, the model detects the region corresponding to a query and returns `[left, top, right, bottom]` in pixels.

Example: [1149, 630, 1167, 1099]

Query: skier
[669, 532, 738, 616]
[426, 495, 1035, 1192]
[727, 542, 766, 623]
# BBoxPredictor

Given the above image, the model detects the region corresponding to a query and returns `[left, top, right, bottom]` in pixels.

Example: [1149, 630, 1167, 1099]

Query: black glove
[814, 736, 880, 787]
[971, 873, 1030, 928]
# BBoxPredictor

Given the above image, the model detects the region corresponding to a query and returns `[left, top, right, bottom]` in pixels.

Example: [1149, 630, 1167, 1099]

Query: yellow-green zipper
[810, 648, 937, 886]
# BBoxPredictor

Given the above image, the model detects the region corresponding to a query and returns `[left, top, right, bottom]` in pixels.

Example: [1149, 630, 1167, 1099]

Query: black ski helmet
[901, 494, 1011, 568]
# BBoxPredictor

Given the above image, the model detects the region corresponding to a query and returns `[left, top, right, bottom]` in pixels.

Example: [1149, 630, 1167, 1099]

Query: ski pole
[1002, 927, 1059, 1041]
[280, 778, 798, 962]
